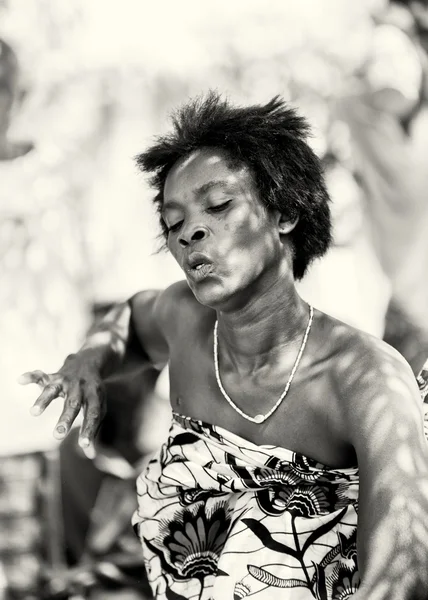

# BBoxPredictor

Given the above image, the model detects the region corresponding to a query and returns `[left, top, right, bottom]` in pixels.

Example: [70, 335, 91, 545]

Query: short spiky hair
[136, 91, 331, 279]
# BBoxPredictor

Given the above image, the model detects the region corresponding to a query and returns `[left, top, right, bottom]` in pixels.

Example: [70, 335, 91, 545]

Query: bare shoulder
[153, 280, 212, 335]
[129, 282, 198, 362]
[131, 280, 213, 338]
[131, 281, 197, 322]
[318, 311, 422, 424]
[129, 281, 213, 368]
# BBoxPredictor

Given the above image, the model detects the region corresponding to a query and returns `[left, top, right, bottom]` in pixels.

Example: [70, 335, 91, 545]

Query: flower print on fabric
[144, 502, 231, 582]
[133, 370, 428, 599]
[133, 412, 362, 599]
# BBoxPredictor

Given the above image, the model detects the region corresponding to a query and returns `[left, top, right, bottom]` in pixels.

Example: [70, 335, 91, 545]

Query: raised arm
[340, 343, 428, 599]
[19, 288, 171, 449]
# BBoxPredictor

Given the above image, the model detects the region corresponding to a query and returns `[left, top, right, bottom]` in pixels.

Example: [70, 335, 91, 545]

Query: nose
[178, 225, 209, 248]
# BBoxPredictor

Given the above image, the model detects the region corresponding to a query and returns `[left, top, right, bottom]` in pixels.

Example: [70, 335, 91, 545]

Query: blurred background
[1, 0, 428, 597]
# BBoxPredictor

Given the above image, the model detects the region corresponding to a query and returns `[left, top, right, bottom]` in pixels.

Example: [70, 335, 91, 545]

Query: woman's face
[162, 148, 287, 310]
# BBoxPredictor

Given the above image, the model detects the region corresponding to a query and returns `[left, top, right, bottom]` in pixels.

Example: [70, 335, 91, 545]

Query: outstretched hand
[18, 353, 106, 452]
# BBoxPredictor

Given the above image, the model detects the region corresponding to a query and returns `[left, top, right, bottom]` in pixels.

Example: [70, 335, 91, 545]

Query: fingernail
[79, 437, 90, 448]
[53, 426, 66, 440]
[30, 406, 42, 416]
[82, 444, 96, 460]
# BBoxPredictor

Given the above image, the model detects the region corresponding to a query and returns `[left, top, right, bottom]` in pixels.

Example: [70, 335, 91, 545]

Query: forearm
[357, 479, 428, 600]
[77, 300, 134, 377]
[76, 289, 166, 378]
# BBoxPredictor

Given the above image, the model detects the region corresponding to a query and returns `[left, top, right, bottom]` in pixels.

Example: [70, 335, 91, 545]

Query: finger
[79, 383, 105, 448]
[18, 370, 50, 387]
[30, 383, 63, 416]
[53, 384, 82, 440]
[81, 443, 96, 460]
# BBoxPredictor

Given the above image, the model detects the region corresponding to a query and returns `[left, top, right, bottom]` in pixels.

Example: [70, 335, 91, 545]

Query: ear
[278, 213, 299, 235]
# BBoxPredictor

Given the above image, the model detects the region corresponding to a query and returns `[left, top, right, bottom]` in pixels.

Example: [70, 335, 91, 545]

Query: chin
[193, 280, 251, 312]
[188, 279, 233, 309]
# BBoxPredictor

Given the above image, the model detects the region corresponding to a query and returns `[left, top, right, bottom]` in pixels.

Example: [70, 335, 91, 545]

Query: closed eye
[208, 200, 232, 213]
[167, 220, 183, 233]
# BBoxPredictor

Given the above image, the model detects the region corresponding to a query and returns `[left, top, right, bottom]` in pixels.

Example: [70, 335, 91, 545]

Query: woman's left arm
[342, 347, 428, 600]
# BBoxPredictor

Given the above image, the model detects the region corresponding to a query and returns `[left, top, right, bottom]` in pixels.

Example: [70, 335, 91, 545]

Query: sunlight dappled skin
[17, 77, 428, 597]
[159, 139, 428, 600]
[163, 149, 294, 313]
[334, 342, 428, 600]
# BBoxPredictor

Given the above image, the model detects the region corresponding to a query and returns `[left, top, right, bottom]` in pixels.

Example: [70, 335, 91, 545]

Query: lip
[187, 263, 214, 282]
[185, 252, 214, 282]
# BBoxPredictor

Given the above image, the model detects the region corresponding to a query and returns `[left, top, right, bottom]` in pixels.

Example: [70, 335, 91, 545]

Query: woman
[21, 93, 428, 599]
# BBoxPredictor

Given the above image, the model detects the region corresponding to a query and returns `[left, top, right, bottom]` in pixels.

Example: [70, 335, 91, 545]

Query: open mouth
[194, 263, 206, 271]
[186, 252, 214, 281]
[188, 262, 213, 280]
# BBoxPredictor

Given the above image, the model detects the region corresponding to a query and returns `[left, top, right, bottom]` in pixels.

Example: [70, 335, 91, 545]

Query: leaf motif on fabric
[247, 564, 307, 588]
[312, 563, 328, 600]
[241, 518, 298, 558]
[301, 507, 348, 553]
[233, 580, 251, 599]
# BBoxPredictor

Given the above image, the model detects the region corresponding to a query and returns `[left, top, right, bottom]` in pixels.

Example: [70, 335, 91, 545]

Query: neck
[216, 270, 310, 373]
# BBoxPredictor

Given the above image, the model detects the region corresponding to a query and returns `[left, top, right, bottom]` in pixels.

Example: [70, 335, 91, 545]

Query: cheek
[235, 208, 276, 251]
[221, 214, 278, 273]
[224, 206, 266, 243]
[166, 237, 174, 256]
[167, 238, 182, 267]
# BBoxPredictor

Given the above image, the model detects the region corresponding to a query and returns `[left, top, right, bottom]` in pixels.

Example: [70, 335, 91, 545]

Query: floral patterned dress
[133, 362, 428, 600]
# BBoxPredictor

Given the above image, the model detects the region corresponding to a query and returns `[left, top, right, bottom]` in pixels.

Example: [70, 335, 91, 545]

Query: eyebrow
[194, 180, 229, 196]
[162, 180, 229, 213]
[161, 199, 182, 213]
